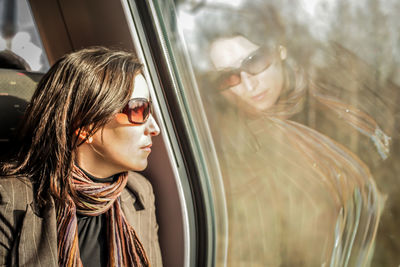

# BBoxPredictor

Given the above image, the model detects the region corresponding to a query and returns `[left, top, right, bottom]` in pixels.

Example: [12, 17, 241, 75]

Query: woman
[0, 47, 162, 267]
[207, 34, 384, 266]
[183, 4, 387, 266]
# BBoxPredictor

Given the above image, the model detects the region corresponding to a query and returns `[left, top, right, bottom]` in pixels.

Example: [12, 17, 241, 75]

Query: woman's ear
[75, 128, 93, 144]
[279, 45, 287, 61]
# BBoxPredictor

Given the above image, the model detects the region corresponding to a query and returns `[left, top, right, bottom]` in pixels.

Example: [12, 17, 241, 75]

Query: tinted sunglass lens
[138, 102, 150, 122]
[243, 47, 273, 74]
[130, 107, 143, 123]
[126, 99, 151, 124]
[142, 102, 150, 120]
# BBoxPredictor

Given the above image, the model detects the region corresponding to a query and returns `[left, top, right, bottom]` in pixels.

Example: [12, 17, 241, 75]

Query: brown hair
[1, 47, 143, 207]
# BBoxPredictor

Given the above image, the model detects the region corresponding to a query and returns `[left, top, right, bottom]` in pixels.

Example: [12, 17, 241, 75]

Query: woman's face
[77, 74, 160, 177]
[209, 36, 285, 111]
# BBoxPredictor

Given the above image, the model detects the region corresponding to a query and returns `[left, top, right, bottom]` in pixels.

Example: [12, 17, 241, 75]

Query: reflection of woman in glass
[184, 4, 387, 267]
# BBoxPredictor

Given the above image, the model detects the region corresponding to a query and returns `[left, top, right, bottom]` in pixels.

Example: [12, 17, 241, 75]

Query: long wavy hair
[1, 47, 143, 207]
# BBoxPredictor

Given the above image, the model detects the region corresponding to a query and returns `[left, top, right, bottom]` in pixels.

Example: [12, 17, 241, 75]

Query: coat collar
[121, 172, 146, 211]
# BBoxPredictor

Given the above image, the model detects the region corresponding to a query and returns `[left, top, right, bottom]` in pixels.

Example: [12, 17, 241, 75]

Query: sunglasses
[213, 46, 276, 91]
[121, 98, 153, 124]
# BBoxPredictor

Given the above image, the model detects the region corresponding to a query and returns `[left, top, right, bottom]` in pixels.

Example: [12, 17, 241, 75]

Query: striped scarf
[56, 165, 150, 267]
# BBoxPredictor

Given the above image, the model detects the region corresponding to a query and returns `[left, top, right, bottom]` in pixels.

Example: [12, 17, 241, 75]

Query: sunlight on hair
[212, 0, 243, 8]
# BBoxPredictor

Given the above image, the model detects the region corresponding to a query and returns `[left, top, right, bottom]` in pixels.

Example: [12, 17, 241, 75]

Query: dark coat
[0, 171, 163, 267]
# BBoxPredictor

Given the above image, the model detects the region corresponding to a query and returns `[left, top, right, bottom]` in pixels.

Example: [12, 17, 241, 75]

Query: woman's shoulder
[0, 176, 33, 208]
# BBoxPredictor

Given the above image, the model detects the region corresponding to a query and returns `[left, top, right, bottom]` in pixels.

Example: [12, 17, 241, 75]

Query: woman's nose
[240, 71, 258, 92]
[146, 114, 160, 136]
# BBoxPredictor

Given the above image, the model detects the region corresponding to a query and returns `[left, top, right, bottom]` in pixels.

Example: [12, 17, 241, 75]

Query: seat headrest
[0, 69, 43, 156]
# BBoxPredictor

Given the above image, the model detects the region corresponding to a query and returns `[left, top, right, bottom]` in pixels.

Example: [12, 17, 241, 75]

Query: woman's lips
[141, 143, 152, 152]
[251, 90, 268, 101]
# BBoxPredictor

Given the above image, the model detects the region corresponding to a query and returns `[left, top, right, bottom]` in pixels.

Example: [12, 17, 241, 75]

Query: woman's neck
[76, 164, 118, 182]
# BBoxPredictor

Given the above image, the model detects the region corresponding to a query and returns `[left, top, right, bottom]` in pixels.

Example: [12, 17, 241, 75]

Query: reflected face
[209, 36, 285, 111]
[88, 74, 160, 175]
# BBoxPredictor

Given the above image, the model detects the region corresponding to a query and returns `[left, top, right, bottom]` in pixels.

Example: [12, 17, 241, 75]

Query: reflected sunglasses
[214, 46, 276, 91]
[122, 98, 153, 124]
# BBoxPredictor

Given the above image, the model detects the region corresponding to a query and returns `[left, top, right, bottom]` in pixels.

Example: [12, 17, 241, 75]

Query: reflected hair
[181, 3, 286, 71]
[1, 47, 143, 207]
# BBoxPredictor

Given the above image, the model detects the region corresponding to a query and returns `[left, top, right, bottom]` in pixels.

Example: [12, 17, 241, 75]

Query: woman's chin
[252, 100, 275, 112]
[130, 161, 148, 172]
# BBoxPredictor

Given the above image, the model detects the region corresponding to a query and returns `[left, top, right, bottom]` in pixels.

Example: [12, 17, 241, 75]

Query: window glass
[0, 0, 49, 71]
[151, 0, 400, 265]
